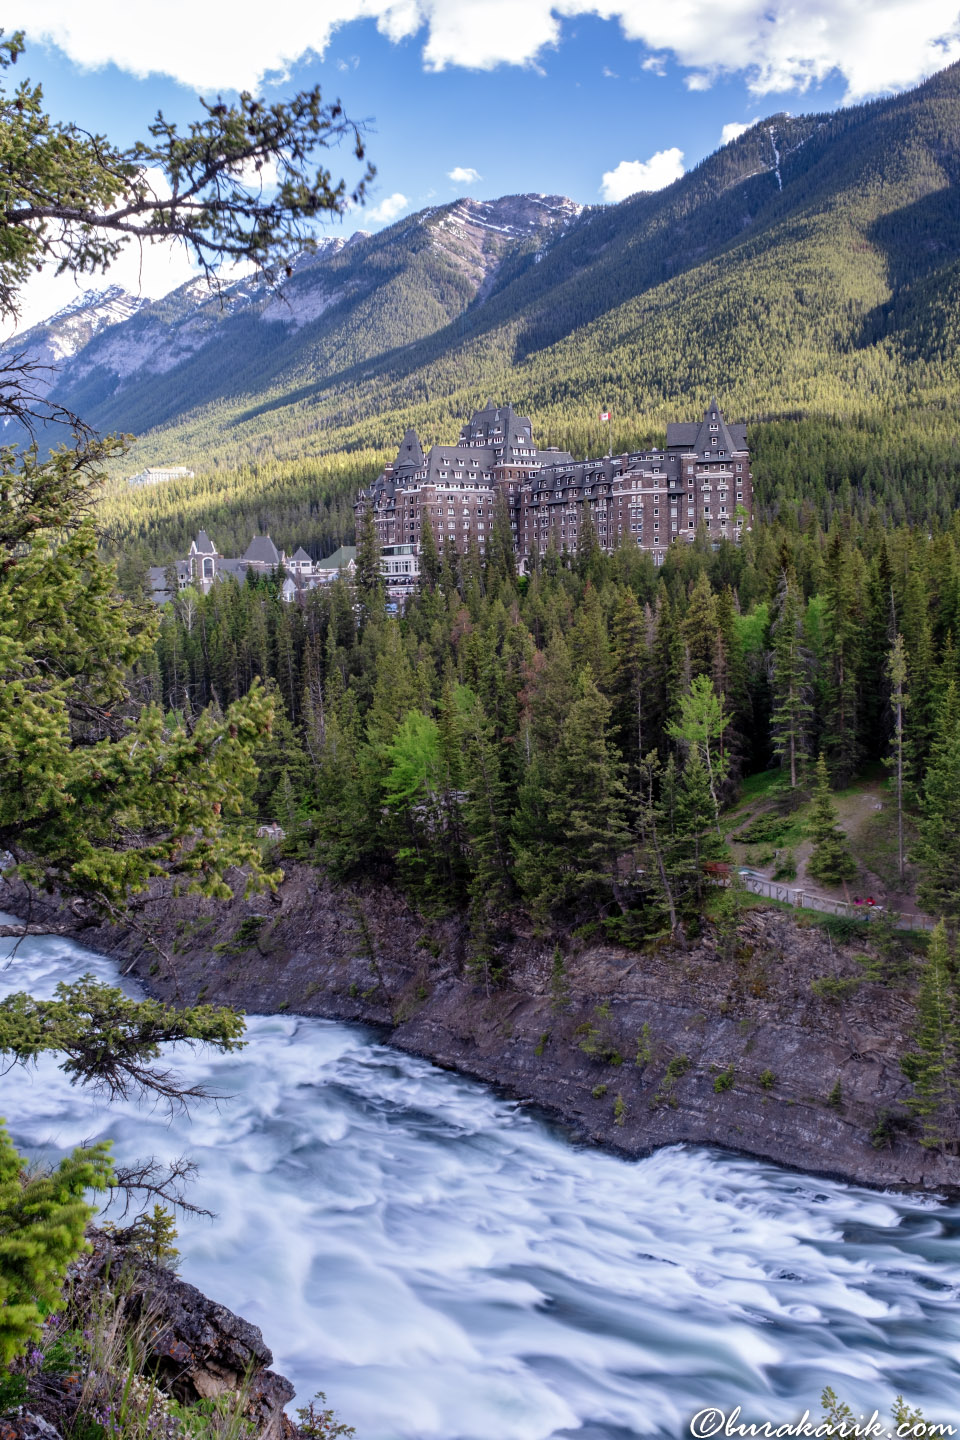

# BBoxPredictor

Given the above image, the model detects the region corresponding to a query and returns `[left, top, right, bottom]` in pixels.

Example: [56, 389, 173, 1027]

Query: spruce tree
[806, 753, 857, 885]
[517, 669, 632, 916]
[0, 1123, 112, 1364]
[885, 633, 909, 886]
[610, 588, 649, 781]
[915, 686, 960, 921]
[820, 531, 865, 786]
[901, 922, 959, 1148]
[418, 512, 442, 591]
[682, 571, 719, 683]
[770, 572, 812, 792]
[353, 504, 384, 631]
[670, 748, 725, 909]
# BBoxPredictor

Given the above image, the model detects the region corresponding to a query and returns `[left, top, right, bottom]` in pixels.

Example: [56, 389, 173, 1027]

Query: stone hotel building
[355, 398, 752, 590]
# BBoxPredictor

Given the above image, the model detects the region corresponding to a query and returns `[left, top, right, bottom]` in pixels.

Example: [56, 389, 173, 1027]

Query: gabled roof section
[459, 401, 533, 449]
[291, 547, 312, 564]
[666, 399, 747, 454]
[316, 545, 357, 571]
[191, 529, 217, 555]
[243, 534, 281, 566]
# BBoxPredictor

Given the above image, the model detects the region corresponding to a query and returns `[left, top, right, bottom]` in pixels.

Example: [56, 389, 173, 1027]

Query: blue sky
[6, 0, 960, 331]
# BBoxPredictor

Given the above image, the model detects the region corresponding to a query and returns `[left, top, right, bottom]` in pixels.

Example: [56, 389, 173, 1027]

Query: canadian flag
[599, 409, 611, 422]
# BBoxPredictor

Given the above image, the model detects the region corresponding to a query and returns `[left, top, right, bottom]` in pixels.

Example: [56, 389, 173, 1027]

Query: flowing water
[3, 924, 960, 1439]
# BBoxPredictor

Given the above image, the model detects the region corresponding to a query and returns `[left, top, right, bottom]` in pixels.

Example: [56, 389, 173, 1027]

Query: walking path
[738, 873, 935, 931]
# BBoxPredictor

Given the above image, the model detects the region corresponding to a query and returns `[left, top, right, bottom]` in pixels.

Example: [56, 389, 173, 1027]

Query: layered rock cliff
[4, 864, 952, 1195]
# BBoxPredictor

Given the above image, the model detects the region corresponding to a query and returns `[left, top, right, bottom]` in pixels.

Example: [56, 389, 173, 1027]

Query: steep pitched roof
[666, 399, 747, 453]
[315, 545, 357, 571]
[394, 428, 425, 472]
[291, 547, 312, 564]
[243, 534, 281, 566]
[192, 529, 217, 554]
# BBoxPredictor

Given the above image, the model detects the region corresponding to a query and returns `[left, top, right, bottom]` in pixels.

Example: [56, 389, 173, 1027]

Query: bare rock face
[4, 864, 959, 1192]
[0, 1413, 64, 1440]
[75, 1233, 296, 1439]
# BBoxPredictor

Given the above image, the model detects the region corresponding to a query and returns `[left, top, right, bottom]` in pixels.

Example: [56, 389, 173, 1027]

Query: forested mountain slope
[19, 62, 960, 557]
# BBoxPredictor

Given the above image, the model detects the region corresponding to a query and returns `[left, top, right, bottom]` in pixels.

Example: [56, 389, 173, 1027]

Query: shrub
[0, 1123, 112, 1365]
[576, 1003, 622, 1065]
[613, 1094, 626, 1126]
[811, 975, 861, 1001]
[734, 814, 792, 845]
[635, 1023, 653, 1068]
[713, 1064, 735, 1093]
[297, 1392, 356, 1439]
[759, 1069, 776, 1090]
[664, 1054, 691, 1082]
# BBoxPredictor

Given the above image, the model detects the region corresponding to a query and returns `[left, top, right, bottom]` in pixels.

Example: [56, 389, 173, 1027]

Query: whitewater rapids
[2, 925, 959, 1438]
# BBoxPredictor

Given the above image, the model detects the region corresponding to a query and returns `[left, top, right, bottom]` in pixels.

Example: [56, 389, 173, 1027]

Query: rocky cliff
[2, 1230, 299, 1440]
[5, 864, 953, 1195]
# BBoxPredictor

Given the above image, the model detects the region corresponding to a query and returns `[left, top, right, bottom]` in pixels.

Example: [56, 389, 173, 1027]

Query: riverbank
[2, 866, 955, 1194]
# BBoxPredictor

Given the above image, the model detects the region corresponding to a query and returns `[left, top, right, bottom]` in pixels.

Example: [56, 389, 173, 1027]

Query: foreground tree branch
[0, 29, 374, 336]
[0, 976, 245, 1105]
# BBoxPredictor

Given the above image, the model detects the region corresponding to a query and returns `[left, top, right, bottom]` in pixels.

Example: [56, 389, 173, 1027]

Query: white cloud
[16, 1, 960, 102]
[447, 166, 482, 185]
[641, 54, 666, 75]
[366, 191, 409, 223]
[721, 121, 750, 144]
[600, 147, 685, 203]
[602, 65, 618, 78]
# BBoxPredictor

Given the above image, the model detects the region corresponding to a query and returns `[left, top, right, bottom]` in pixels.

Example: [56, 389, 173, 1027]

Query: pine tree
[129, 1204, 181, 1271]
[418, 511, 441, 592]
[669, 747, 726, 910]
[682, 571, 718, 682]
[915, 686, 960, 922]
[353, 504, 384, 631]
[637, 751, 678, 936]
[610, 588, 649, 782]
[806, 753, 857, 885]
[901, 922, 959, 1148]
[770, 572, 812, 791]
[886, 633, 909, 885]
[516, 669, 632, 916]
[0, 1123, 112, 1364]
[486, 492, 517, 587]
[820, 531, 865, 785]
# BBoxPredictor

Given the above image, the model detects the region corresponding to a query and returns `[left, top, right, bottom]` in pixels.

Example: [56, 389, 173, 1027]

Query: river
[2, 925, 960, 1439]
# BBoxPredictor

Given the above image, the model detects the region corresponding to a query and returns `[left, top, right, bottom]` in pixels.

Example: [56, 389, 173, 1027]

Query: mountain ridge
[9, 62, 960, 556]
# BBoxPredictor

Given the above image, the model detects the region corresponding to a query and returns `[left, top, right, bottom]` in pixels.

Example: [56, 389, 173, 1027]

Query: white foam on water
[3, 924, 960, 1438]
